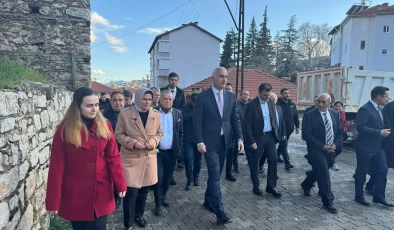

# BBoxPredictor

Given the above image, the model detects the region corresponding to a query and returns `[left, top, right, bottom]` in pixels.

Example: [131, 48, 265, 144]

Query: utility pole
[224, 0, 245, 95]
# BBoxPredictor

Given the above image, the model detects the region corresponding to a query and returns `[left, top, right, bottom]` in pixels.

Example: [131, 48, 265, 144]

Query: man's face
[213, 69, 228, 90]
[100, 94, 107, 102]
[330, 93, 336, 103]
[110, 93, 125, 111]
[225, 85, 232, 92]
[269, 94, 278, 104]
[160, 93, 173, 110]
[240, 91, 249, 102]
[259, 90, 271, 101]
[281, 90, 290, 100]
[168, 77, 179, 89]
[377, 91, 390, 106]
[124, 96, 132, 105]
[317, 95, 331, 112]
[314, 97, 319, 106]
[153, 91, 160, 104]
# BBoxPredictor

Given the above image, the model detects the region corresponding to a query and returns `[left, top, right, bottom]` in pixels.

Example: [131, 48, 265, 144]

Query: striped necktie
[323, 112, 333, 146]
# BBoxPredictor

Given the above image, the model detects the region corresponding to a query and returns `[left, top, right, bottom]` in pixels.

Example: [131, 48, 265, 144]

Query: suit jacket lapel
[314, 109, 325, 133]
[208, 87, 222, 119]
[131, 107, 148, 140]
[367, 101, 383, 126]
[254, 97, 264, 120]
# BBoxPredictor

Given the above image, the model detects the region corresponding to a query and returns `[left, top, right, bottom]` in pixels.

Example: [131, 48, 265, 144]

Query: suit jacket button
[92, 147, 97, 152]
[91, 132, 96, 137]
[91, 163, 96, 167]
[92, 178, 96, 182]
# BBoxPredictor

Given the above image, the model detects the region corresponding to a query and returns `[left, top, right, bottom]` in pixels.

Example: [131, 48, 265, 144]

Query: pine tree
[220, 31, 234, 68]
[276, 15, 300, 80]
[255, 5, 274, 73]
[244, 17, 258, 68]
[229, 28, 238, 64]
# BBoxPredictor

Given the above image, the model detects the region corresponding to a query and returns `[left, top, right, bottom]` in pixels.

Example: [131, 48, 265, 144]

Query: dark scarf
[139, 110, 149, 128]
[81, 116, 94, 130]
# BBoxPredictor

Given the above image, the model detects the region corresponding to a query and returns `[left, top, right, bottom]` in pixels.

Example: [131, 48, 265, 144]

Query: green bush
[0, 58, 48, 89]
[49, 215, 72, 230]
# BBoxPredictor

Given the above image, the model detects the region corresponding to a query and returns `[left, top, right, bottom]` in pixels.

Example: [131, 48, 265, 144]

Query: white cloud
[104, 32, 124, 46]
[137, 27, 173, 35]
[90, 29, 97, 43]
[110, 46, 128, 53]
[92, 69, 106, 75]
[91, 12, 109, 25]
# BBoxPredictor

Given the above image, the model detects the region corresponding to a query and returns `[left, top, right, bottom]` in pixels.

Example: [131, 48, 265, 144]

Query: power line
[92, 0, 193, 48]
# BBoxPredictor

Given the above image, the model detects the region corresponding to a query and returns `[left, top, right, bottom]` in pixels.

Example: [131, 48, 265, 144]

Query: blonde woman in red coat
[45, 87, 127, 230]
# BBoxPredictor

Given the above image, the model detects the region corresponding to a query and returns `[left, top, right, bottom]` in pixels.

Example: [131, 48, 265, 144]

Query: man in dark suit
[305, 96, 318, 114]
[244, 83, 282, 198]
[354, 86, 393, 207]
[223, 82, 237, 182]
[258, 93, 287, 173]
[193, 67, 244, 225]
[301, 93, 342, 213]
[153, 90, 183, 216]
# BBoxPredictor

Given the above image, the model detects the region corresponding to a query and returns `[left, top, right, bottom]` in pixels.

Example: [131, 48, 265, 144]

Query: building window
[158, 59, 170, 69]
[384, 25, 390, 33]
[359, 66, 364, 70]
[360, 41, 365, 50]
[382, 49, 388, 55]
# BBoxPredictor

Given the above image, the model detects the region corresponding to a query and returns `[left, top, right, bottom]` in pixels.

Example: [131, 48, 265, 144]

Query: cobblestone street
[108, 133, 394, 230]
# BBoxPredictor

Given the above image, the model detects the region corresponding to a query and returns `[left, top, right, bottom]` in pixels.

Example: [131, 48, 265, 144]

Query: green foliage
[49, 215, 72, 230]
[244, 17, 258, 68]
[0, 58, 48, 89]
[220, 31, 235, 68]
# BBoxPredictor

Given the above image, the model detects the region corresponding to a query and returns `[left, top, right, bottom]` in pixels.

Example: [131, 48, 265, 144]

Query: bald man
[301, 93, 342, 213]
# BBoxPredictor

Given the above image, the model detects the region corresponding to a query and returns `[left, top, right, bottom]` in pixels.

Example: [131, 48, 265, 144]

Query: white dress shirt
[259, 98, 272, 132]
[320, 110, 334, 143]
[170, 87, 177, 100]
[211, 86, 224, 135]
[159, 108, 173, 150]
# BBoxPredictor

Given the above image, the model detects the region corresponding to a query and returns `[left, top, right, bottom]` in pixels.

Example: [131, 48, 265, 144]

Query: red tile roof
[115, 87, 139, 94]
[350, 3, 394, 15]
[184, 69, 298, 102]
[91, 81, 115, 93]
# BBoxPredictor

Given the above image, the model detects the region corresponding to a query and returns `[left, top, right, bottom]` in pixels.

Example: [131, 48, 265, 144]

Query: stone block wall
[0, 0, 91, 90]
[0, 82, 72, 230]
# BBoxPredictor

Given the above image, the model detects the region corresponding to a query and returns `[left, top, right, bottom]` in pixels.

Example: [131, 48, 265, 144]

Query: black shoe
[278, 157, 284, 163]
[285, 163, 294, 169]
[253, 188, 264, 196]
[323, 203, 338, 213]
[277, 175, 279, 179]
[301, 184, 311, 197]
[238, 152, 245, 155]
[134, 217, 147, 228]
[203, 201, 214, 213]
[162, 199, 169, 207]
[318, 191, 322, 197]
[365, 187, 375, 196]
[372, 197, 394, 207]
[226, 174, 236, 182]
[266, 187, 282, 198]
[177, 163, 185, 169]
[170, 179, 176, 185]
[304, 154, 308, 159]
[154, 205, 162, 216]
[216, 213, 232, 225]
[355, 197, 370, 206]
[259, 167, 264, 173]
[233, 168, 240, 173]
[124, 226, 133, 230]
[193, 179, 199, 186]
[185, 183, 192, 191]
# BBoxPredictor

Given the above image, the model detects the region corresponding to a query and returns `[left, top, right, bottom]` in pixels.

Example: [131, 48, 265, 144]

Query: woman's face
[141, 94, 152, 111]
[334, 103, 343, 112]
[80, 95, 99, 118]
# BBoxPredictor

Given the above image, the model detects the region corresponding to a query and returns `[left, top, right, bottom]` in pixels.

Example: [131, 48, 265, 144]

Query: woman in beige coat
[115, 87, 163, 229]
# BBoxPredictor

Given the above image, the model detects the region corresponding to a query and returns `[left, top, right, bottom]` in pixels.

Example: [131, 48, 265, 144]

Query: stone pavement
[107, 133, 394, 230]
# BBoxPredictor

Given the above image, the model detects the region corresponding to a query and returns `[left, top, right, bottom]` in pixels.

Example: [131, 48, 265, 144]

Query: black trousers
[154, 149, 176, 205]
[225, 142, 239, 173]
[123, 186, 149, 228]
[301, 154, 334, 205]
[249, 132, 277, 189]
[277, 133, 291, 163]
[71, 214, 107, 230]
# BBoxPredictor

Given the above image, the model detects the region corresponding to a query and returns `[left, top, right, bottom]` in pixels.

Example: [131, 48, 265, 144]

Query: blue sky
[90, 0, 389, 82]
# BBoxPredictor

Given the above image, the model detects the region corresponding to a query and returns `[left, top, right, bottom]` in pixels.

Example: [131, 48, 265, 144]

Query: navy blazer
[355, 101, 384, 152]
[193, 87, 242, 151]
[305, 105, 316, 114]
[277, 106, 286, 138]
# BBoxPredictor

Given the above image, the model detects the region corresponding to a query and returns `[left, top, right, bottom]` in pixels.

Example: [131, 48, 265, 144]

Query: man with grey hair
[150, 87, 161, 110]
[301, 93, 342, 213]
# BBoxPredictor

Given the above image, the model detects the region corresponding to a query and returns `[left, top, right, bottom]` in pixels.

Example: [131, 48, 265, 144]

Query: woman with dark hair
[115, 87, 163, 229]
[330, 101, 348, 171]
[46, 87, 127, 230]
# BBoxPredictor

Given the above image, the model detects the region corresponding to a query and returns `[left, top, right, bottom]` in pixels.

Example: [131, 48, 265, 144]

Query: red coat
[45, 121, 127, 221]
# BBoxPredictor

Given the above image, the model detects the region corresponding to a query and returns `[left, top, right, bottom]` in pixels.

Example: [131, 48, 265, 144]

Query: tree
[255, 5, 274, 73]
[244, 17, 258, 68]
[276, 15, 301, 80]
[297, 22, 331, 70]
[229, 28, 238, 63]
[220, 31, 234, 68]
